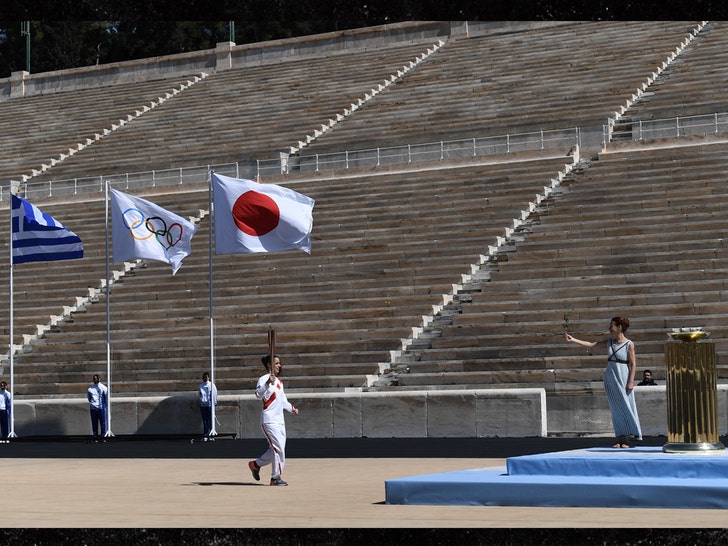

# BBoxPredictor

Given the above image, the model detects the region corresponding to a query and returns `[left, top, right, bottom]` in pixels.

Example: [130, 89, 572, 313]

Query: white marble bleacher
[627, 21, 728, 121]
[5, 155, 572, 397]
[390, 141, 728, 392]
[0, 77, 204, 183]
[28, 40, 442, 183]
[7, 22, 728, 402]
[303, 21, 701, 154]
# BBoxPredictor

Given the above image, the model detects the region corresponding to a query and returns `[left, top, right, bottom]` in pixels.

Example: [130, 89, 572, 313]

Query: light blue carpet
[385, 447, 728, 508]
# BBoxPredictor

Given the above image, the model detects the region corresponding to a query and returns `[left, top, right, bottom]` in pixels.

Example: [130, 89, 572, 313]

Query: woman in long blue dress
[565, 316, 642, 448]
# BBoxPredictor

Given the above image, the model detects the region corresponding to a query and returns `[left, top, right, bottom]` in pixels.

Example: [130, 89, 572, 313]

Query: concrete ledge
[20, 385, 728, 439]
[547, 385, 728, 437]
[9, 389, 547, 438]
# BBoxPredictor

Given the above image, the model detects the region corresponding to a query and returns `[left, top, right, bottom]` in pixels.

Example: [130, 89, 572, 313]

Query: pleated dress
[603, 338, 643, 440]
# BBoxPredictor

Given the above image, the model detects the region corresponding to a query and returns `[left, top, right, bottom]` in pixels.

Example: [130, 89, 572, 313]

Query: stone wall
[9, 389, 547, 438]
[10, 385, 728, 439]
[547, 385, 728, 437]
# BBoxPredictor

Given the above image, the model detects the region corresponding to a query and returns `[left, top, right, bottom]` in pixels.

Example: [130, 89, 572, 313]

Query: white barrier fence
[4, 128, 581, 202]
[608, 111, 728, 142]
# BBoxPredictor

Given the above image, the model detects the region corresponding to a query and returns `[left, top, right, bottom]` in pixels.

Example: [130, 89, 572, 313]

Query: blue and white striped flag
[11, 194, 84, 264]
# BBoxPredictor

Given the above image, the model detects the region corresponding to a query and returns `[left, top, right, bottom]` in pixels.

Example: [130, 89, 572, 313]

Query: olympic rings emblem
[122, 207, 184, 250]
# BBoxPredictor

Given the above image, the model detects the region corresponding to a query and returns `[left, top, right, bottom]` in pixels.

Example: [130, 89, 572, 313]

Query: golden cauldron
[667, 328, 710, 342]
[663, 328, 724, 453]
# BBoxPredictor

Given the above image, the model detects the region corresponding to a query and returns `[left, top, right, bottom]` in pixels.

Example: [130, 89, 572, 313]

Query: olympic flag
[212, 173, 314, 254]
[11, 194, 84, 264]
[110, 188, 198, 275]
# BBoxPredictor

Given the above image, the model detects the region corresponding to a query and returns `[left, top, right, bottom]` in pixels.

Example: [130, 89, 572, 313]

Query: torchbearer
[248, 329, 299, 486]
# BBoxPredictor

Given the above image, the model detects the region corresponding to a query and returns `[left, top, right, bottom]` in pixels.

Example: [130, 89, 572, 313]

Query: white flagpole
[208, 169, 217, 436]
[104, 181, 114, 437]
[8, 185, 16, 438]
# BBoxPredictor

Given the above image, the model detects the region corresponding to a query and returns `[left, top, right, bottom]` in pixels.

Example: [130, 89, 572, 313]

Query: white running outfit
[255, 373, 295, 479]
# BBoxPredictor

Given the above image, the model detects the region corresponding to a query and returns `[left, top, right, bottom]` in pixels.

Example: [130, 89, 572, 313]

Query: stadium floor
[2, 435, 728, 530]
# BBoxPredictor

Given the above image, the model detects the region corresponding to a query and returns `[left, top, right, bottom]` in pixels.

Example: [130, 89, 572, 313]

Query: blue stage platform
[385, 446, 728, 508]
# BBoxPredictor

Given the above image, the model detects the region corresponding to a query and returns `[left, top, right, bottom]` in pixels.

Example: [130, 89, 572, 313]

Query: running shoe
[248, 460, 260, 481]
[270, 476, 288, 486]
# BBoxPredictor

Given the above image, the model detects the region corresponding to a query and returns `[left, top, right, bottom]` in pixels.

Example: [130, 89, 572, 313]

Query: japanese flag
[212, 173, 314, 255]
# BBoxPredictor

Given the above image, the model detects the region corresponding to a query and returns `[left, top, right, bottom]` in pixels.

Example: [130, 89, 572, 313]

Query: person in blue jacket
[0, 381, 11, 439]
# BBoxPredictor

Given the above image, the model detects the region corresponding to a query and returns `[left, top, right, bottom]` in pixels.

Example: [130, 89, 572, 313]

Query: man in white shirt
[248, 355, 299, 486]
[87, 374, 108, 438]
[198, 372, 218, 438]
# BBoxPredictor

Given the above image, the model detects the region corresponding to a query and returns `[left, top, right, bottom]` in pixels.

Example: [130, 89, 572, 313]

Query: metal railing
[608, 111, 728, 142]
[5, 127, 581, 201]
[288, 128, 580, 175]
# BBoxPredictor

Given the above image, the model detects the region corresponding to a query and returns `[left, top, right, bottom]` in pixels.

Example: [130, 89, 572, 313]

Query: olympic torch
[268, 326, 276, 379]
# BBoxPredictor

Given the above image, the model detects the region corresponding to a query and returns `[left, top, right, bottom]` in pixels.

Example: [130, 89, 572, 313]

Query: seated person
[637, 369, 657, 386]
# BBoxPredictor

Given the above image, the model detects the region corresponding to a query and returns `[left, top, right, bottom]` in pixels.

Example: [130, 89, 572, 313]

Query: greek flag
[11, 194, 84, 264]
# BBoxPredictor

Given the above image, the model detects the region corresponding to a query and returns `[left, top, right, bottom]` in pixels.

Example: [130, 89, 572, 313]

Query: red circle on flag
[232, 191, 280, 236]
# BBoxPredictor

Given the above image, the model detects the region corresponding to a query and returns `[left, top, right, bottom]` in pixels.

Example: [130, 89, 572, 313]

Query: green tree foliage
[0, 20, 353, 78]
[2, 0, 723, 78]
[102, 21, 231, 63]
[0, 21, 237, 77]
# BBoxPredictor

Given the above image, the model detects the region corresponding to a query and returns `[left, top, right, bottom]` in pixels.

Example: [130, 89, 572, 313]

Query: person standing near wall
[0, 381, 11, 439]
[565, 316, 642, 448]
[248, 354, 299, 486]
[87, 374, 108, 439]
[198, 371, 218, 439]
